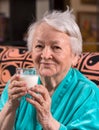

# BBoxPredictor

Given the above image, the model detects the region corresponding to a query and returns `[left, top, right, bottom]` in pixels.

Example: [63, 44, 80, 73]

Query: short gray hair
[27, 7, 82, 55]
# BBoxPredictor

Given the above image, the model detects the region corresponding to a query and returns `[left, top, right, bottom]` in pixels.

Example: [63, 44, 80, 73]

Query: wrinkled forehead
[34, 22, 70, 40]
[35, 22, 57, 33]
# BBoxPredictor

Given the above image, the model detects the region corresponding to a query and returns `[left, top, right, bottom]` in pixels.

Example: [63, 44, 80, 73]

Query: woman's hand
[26, 85, 52, 126]
[8, 74, 28, 109]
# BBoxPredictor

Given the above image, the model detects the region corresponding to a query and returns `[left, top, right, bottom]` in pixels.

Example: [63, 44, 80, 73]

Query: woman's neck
[40, 68, 70, 96]
[40, 73, 66, 96]
[41, 76, 58, 96]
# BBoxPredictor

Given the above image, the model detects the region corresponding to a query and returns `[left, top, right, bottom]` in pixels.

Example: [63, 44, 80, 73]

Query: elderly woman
[0, 8, 99, 130]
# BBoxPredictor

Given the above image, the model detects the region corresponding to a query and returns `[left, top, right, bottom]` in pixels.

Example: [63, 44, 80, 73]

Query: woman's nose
[41, 46, 52, 59]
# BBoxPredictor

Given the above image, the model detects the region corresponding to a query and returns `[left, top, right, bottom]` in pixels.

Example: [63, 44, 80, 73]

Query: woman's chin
[39, 70, 54, 77]
[40, 73, 52, 77]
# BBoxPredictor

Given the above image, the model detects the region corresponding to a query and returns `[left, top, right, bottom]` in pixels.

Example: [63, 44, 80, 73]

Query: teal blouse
[0, 68, 99, 130]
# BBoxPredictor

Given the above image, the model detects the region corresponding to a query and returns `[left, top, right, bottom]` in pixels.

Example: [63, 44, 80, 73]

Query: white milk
[20, 75, 38, 88]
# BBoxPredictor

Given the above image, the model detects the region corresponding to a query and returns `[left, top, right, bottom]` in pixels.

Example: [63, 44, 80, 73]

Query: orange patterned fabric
[75, 52, 99, 85]
[0, 46, 34, 95]
[0, 46, 99, 95]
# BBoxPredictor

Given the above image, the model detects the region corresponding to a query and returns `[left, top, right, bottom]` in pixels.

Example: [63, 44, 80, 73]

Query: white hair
[27, 7, 82, 55]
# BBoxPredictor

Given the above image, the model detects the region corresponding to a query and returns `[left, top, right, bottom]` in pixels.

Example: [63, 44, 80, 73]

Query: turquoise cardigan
[0, 68, 99, 130]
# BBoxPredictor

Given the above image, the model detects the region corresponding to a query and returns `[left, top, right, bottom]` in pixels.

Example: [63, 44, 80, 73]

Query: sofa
[0, 45, 99, 95]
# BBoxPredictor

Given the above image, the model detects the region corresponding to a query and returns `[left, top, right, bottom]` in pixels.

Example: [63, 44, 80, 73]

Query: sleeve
[0, 81, 10, 111]
[58, 82, 99, 130]
[59, 108, 99, 130]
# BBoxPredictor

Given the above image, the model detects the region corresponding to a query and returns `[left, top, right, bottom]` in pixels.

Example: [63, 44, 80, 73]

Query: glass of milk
[16, 68, 39, 89]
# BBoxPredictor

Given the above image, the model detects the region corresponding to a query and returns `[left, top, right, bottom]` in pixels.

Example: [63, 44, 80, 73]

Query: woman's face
[32, 23, 75, 77]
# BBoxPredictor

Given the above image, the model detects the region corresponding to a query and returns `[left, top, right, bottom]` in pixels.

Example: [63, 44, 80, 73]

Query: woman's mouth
[40, 62, 54, 67]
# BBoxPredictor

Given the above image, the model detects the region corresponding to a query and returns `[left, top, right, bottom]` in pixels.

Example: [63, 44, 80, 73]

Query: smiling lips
[40, 62, 55, 67]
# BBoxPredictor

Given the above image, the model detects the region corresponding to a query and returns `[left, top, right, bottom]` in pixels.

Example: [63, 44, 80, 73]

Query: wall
[0, 0, 98, 51]
[71, 0, 98, 52]
[0, 0, 49, 19]
[36, 0, 49, 20]
[0, 0, 97, 18]
[0, 0, 10, 17]
[71, 0, 97, 16]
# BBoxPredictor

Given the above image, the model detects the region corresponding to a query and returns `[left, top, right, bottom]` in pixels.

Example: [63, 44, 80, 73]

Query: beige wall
[0, 0, 97, 18]
[36, 0, 49, 20]
[0, 0, 10, 17]
[71, 0, 97, 16]
[0, 0, 49, 19]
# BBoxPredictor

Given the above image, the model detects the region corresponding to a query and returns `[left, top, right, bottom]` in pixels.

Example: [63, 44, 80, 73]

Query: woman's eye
[35, 44, 43, 49]
[53, 46, 61, 50]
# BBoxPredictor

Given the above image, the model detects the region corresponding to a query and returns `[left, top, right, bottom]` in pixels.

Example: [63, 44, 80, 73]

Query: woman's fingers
[30, 85, 50, 100]
[26, 85, 52, 126]
[8, 75, 28, 102]
[27, 90, 44, 106]
[10, 74, 20, 83]
[26, 85, 51, 108]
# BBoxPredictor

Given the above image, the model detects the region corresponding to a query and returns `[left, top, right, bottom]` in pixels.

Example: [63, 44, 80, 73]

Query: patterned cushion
[75, 52, 99, 85]
[0, 46, 34, 95]
[0, 45, 99, 95]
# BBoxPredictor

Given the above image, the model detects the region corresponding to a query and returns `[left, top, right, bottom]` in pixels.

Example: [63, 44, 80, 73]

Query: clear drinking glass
[16, 68, 39, 89]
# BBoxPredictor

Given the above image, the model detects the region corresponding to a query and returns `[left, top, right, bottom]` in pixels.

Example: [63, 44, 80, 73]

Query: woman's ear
[71, 54, 80, 67]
